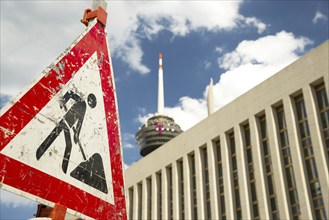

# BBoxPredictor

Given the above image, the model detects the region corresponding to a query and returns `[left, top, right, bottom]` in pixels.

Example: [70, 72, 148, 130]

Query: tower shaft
[158, 53, 164, 115]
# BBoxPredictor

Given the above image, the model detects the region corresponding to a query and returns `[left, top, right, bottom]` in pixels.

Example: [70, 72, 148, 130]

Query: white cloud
[0, 189, 36, 208]
[137, 97, 207, 131]
[164, 97, 207, 131]
[137, 32, 312, 131]
[241, 16, 267, 34]
[210, 32, 312, 111]
[0, 1, 89, 97]
[210, 63, 283, 110]
[215, 47, 224, 54]
[122, 133, 136, 149]
[312, 10, 328, 24]
[107, 1, 267, 75]
[137, 112, 155, 126]
[203, 60, 212, 70]
[1, 1, 267, 97]
[219, 31, 312, 70]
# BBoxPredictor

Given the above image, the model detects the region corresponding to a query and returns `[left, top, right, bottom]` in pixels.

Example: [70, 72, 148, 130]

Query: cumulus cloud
[1, 1, 267, 97]
[203, 60, 212, 70]
[164, 97, 207, 130]
[219, 31, 312, 70]
[312, 10, 328, 24]
[240, 16, 267, 34]
[107, 1, 267, 75]
[122, 133, 136, 149]
[1, 1, 89, 97]
[137, 96, 207, 131]
[214, 31, 312, 111]
[137, 31, 312, 131]
[0, 189, 36, 208]
[215, 47, 224, 54]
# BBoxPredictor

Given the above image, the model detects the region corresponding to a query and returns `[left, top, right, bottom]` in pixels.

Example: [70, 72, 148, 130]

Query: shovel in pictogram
[70, 152, 108, 194]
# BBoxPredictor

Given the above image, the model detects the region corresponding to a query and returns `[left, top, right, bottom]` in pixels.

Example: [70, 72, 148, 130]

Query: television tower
[135, 53, 183, 157]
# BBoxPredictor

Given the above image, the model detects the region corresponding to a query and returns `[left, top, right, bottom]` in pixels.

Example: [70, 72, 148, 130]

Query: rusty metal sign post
[0, 1, 126, 219]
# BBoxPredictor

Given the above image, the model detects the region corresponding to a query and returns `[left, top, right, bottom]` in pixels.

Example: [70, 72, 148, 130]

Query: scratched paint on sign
[1, 52, 114, 204]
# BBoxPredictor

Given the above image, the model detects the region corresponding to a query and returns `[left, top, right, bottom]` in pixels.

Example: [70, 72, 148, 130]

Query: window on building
[259, 115, 280, 219]
[276, 105, 301, 219]
[202, 147, 211, 219]
[147, 177, 152, 219]
[178, 160, 185, 219]
[128, 187, 134, 220]
[137, 182, 142, 220]
[295, 94, 327, 220]
[243, 124, 259, 219]
[214, 139, 226, 220]
[167, 166, 173, 220]
[189, 153, 198, 219]
[315, 82, 329, 159]
[228, 132, 242, 219]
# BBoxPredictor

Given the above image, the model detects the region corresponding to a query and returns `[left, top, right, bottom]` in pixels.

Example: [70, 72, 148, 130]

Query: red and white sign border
[0, 20, 126, 219]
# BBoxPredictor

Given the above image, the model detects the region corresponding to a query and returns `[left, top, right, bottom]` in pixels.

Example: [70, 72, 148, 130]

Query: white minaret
[207, 78, 214, 116]
[158, 53, 164, 115]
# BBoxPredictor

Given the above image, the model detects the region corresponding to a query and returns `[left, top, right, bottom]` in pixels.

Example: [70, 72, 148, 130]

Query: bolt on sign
[0, 17, 126, 219]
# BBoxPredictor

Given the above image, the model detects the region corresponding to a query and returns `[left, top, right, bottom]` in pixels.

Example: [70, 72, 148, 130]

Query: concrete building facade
[124, 41, 329, 220]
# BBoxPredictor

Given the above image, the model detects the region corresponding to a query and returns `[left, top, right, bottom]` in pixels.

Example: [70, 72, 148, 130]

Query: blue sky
[0, 0, 328, 219]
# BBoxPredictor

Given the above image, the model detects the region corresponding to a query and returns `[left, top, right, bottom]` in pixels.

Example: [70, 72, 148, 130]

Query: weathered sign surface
[0, 19, 126, 219]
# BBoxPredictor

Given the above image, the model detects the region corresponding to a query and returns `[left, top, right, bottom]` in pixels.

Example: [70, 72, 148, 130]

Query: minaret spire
[158, 53, 164, 115]
[207, 78, 214, 116]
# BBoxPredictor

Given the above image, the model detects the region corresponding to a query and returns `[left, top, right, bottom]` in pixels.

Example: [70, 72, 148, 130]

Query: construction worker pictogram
[36, 91, 96, 172]
[35, 91, 108, 193]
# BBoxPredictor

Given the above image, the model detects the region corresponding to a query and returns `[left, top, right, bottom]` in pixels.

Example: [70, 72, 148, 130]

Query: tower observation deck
[136, 53, 183, 157]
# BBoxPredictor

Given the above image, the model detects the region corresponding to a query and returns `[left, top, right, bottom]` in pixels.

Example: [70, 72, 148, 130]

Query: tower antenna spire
[158, 53, 164, 115]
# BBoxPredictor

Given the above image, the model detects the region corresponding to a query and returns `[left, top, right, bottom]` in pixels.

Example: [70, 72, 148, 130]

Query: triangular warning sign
[2, 53, 114, 202]
[0, 20, 126, 219]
